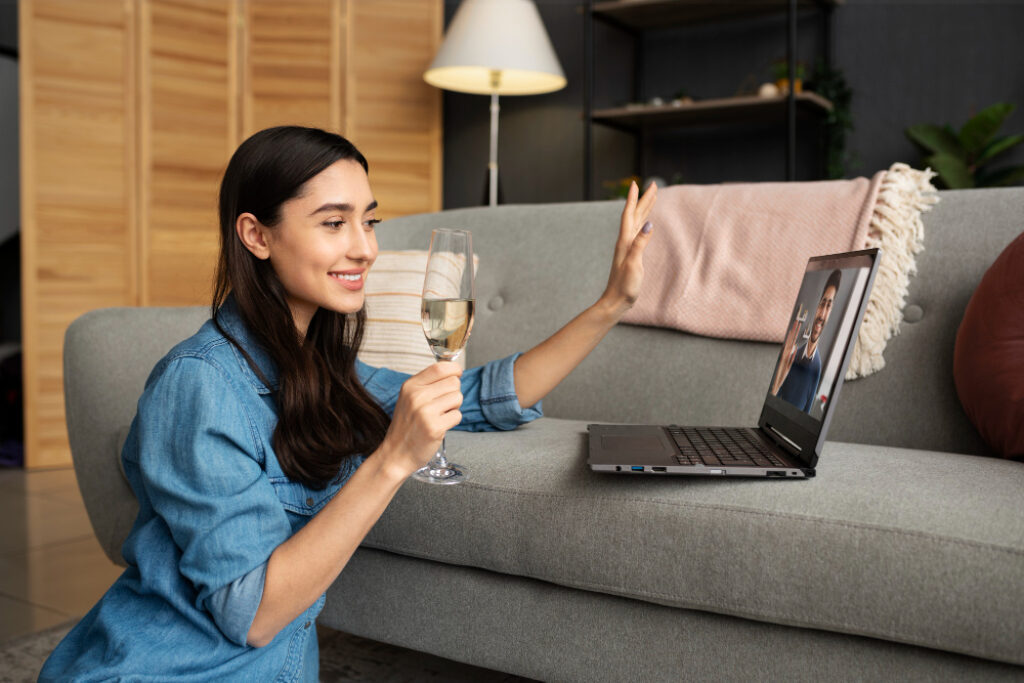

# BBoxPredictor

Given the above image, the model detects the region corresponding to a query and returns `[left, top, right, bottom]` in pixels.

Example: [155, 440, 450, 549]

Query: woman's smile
[329, 269, 365, 290]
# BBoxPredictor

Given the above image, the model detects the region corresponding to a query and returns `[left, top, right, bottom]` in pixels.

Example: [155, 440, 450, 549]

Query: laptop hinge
[767, 424, 802, 455]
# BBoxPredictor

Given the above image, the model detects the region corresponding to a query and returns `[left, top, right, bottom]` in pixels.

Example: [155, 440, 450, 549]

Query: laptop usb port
[652, 466, 667, 472]
[631, 466, 644, 472]
[766, 471, 786, 478]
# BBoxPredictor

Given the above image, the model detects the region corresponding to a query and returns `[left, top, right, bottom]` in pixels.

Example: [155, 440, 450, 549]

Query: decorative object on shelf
[905, 102, 1024, 188]
[810, 60, 854, 179]
[758, 82, 780, 98]
[770, 59, 807, 95]
[648, 96, 665, 106]
[672, 88, 694, 106]
[424, 0, 566, 206]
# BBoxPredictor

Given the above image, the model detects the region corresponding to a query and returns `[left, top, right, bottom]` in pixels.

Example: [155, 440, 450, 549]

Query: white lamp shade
[424, 0, 566, 96]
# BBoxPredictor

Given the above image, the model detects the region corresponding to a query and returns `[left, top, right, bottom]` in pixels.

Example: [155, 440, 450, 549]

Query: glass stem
[433, 436, 448, 468]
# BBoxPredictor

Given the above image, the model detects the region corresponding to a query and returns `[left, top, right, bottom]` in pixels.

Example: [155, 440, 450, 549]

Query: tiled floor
[0, 466, 123, 642]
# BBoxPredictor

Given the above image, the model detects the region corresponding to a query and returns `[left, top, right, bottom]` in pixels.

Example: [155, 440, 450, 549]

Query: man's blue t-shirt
[776, 343, 822, 414]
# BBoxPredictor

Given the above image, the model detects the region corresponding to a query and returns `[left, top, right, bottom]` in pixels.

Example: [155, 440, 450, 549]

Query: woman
[41, 126, 656, 681]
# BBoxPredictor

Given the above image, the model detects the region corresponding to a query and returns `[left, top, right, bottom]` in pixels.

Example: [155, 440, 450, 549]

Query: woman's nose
[348, 226, 375, 261]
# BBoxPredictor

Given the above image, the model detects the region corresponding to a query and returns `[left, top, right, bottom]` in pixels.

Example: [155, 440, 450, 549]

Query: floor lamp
[424, 0, 565, 207]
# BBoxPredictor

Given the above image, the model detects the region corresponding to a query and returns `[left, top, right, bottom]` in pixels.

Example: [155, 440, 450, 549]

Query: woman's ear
[236, 213, 271, 260]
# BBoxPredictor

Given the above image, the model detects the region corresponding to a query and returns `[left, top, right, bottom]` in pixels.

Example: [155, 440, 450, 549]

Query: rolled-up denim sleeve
[357, 353, 542, 432]
[136, 357, 291, 647]
[458, 352, 542, 431]
[204, 562, 268, 646]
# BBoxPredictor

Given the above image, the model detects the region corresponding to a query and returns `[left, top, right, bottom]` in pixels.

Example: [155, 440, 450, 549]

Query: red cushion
[954, 231, 1024, 459]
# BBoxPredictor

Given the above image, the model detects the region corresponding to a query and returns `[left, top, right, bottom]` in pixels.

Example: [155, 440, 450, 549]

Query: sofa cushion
[360, 250, 438, 374]
[360, 250, 479, 373]
[954, 231, 1024, 459]
[364, 418, 1024, 666]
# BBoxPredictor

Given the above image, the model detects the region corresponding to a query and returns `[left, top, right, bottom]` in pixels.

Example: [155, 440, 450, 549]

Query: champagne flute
[413, 229, 475, 485]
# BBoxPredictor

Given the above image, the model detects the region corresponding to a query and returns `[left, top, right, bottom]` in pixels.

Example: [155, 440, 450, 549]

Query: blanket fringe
[847, 163, 939, 380]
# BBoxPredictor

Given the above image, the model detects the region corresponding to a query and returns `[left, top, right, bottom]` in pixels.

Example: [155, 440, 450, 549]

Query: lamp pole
[489, 70, 501, 207]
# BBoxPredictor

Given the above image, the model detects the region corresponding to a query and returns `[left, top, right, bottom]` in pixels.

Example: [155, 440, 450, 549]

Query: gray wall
[443, 0, 1024, 208]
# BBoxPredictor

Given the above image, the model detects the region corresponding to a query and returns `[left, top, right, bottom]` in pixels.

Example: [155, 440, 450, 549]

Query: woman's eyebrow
[308, 200, 378, 216]
[309, 202, 353, 216]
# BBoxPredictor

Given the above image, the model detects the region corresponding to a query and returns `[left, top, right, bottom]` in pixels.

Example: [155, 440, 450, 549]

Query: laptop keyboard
[666, 427, 786, 468]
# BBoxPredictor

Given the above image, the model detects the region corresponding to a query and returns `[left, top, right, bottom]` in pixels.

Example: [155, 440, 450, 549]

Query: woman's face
[254, 159, 379, 334]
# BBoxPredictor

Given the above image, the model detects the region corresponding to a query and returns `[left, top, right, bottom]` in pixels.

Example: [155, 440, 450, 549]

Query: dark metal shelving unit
[583, 0, 839, 199]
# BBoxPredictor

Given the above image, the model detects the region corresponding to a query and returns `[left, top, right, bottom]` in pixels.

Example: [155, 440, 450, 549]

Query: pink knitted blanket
[622, 173, 885, 343]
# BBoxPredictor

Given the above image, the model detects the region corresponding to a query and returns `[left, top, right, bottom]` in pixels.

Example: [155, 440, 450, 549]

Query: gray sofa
[65, 188, 1024, 681]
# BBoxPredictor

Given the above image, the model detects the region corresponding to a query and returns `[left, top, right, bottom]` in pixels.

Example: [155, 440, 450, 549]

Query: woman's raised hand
[601, 180, 658, 317]
[379, 362, 463, 477]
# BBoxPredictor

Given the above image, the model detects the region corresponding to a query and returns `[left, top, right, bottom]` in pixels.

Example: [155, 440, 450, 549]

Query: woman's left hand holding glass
[600, 179, 658, 319]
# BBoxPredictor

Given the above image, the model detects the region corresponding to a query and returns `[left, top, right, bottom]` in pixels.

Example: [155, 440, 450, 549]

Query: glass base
[411, 462, 466, 485]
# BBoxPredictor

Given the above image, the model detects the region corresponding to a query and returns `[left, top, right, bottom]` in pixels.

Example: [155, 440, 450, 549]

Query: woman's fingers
[615, 181, 640, 258]
[635, 182, 657, 226]
[412, 360, 461, 383]
[618, 180, 658, 261]
[388, 366, 465, 467]
[625, 219, 654, 262]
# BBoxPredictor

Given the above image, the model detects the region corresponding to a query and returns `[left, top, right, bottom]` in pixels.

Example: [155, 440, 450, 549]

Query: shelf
[591, 92, 833, 130]
[592, 0, 841, 30]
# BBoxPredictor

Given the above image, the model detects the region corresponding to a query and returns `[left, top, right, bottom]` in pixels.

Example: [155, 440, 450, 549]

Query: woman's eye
[365, 218, 381, 230]
[324, 220, 344, 230]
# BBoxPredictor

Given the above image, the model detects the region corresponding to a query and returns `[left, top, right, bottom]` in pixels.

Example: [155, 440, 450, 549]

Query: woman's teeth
[331, 273, 360, 281]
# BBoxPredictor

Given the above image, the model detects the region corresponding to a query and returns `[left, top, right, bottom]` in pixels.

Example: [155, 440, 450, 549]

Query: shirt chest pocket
[268, 477, 337, 516]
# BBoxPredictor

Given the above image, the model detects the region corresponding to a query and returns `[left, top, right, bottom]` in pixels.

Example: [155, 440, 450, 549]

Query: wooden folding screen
[20, 0, 443, 468]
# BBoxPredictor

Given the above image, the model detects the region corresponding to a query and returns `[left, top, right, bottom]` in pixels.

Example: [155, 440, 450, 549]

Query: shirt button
[305, 497, 314, 506]
[304, 621, 311, 629]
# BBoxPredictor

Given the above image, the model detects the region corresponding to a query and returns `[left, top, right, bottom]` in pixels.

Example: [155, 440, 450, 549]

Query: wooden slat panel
[243, 0, 335, 136]
[140, 0, 236, 306]
[347, 0, 442, 219]
[21, 0, 136, 469]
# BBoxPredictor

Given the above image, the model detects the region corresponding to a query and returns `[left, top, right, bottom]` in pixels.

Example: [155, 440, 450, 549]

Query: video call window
[769, 264, 871, 421]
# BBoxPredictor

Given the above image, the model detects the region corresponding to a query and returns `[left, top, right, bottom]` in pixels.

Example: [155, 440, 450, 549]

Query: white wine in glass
[413, 229, 475, 485]
[421, 298, 475, 361]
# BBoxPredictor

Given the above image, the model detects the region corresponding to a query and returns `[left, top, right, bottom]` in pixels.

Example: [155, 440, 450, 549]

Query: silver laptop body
[588, 248, 881, 479]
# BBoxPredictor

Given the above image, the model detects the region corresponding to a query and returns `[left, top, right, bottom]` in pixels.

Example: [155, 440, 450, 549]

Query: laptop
[588, 248, 881, 479]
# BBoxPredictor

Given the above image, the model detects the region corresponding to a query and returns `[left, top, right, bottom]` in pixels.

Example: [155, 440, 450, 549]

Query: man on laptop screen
[771, 269, 841, 414]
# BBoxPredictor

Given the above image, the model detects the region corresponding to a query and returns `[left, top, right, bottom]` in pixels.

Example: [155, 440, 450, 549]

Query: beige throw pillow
[359, 250, 477, 374]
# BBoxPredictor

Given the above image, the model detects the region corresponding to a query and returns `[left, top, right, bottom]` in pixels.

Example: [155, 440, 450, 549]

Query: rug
[0, 621, 538, 682]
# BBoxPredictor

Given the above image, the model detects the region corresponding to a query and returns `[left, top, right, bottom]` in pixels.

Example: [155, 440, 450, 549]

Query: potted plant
[906, 103, 1024, 188]
[809, 61, 854, 179]
[770, 59, 807, 95]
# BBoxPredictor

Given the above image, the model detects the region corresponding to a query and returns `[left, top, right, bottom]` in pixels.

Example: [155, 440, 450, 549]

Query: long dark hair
[213, 126, 390, 489]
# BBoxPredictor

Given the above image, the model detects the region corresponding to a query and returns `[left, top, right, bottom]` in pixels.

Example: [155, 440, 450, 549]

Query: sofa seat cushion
[363, 418, 1024, 666]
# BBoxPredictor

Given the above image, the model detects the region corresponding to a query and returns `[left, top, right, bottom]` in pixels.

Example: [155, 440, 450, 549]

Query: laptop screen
[763, 251, 879, 447]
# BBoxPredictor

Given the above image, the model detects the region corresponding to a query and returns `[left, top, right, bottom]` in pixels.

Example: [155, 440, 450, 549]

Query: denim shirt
[40, 298, 541, 682]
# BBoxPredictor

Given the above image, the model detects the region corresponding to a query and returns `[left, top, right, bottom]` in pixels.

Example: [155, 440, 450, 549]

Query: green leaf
[926, 153, 974, 189]
[976, 165, 1024, 187]
[906, 124, 965, 157]
[976, 134, 1024, 166]
[959, 102, 1015, 155]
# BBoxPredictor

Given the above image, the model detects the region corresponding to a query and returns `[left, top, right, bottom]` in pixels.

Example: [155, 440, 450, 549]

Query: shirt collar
[215, 295, 280, 395]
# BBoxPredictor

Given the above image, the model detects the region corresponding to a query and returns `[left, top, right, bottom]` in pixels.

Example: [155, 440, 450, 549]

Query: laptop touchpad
[602, 435, 665, 452]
